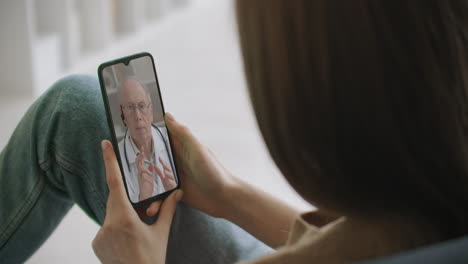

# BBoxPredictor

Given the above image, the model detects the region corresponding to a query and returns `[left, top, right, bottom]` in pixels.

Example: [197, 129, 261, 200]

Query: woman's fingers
[152, 189, 183, 233]
[146, 200, 162, 217]
[165, 113, 201, 149]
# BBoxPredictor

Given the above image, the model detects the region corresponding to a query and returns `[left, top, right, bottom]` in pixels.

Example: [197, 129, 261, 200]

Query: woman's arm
[223, 177, 301, 248]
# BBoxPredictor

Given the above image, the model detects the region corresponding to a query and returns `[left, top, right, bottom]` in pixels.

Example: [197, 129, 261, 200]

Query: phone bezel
[97, 52, 181, 208]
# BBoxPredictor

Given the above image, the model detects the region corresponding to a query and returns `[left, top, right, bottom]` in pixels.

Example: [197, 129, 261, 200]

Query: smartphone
[98, 52, 180, 208]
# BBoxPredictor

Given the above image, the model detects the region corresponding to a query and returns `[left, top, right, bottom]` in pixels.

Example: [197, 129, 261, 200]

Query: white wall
[0, 0, 191, 96]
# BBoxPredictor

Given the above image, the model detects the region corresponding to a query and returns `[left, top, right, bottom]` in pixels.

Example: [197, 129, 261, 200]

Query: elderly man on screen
[117, 78, 177, 203]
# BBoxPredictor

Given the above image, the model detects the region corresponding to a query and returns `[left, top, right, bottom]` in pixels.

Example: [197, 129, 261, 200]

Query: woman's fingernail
[166, 113, 175, 122]
[175, 189, 183, 201]
[101, 140, 109, 151]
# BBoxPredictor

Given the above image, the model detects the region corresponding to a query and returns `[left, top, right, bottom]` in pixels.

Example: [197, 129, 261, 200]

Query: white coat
[118, 125, 176, 203]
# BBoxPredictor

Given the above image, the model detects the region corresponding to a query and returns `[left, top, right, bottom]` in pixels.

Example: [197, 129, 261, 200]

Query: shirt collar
[125, 127, 156, 164]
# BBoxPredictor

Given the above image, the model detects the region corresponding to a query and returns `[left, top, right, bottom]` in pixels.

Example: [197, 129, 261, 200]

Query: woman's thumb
[165, 113, 197, 146]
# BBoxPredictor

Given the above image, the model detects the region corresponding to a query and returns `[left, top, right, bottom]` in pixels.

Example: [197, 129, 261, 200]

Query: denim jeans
[0, 75, 271, 263]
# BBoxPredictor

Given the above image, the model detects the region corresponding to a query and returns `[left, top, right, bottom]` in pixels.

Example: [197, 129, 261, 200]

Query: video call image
[102, 56, 178, 203]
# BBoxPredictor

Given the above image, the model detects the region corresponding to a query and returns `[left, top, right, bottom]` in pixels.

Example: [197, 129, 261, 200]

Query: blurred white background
[0, 0, 313, 263]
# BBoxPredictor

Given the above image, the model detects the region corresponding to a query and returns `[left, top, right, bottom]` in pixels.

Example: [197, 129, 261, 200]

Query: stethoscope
[123, 124, 176, 179]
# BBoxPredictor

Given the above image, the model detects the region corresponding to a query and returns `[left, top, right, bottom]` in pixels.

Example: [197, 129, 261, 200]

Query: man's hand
[136, 147, 154, 201]
[154, 157, 177, 191]
[93, 140, 183, 264]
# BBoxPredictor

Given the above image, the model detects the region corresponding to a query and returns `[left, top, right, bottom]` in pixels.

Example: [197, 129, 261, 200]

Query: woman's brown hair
[237, 0, 468, 239]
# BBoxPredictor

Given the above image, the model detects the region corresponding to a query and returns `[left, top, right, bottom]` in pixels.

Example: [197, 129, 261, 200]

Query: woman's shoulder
[240, 213, 346, 264]
[241, 212, 442, 264]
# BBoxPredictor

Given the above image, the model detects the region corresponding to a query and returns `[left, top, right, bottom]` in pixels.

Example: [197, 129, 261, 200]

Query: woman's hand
[165, 114, 302, 248]
[165, 113, 237, 218]
[93, 140, 183, 264]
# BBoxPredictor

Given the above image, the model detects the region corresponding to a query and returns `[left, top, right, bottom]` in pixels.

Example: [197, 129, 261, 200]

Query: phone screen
[98, 53, 179, 206]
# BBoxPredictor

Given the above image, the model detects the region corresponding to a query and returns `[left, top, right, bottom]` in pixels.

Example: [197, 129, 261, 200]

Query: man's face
[120, 79, 154, 148]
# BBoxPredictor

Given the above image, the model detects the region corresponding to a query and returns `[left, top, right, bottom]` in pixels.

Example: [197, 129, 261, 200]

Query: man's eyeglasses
[121, 103, 150, 114]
